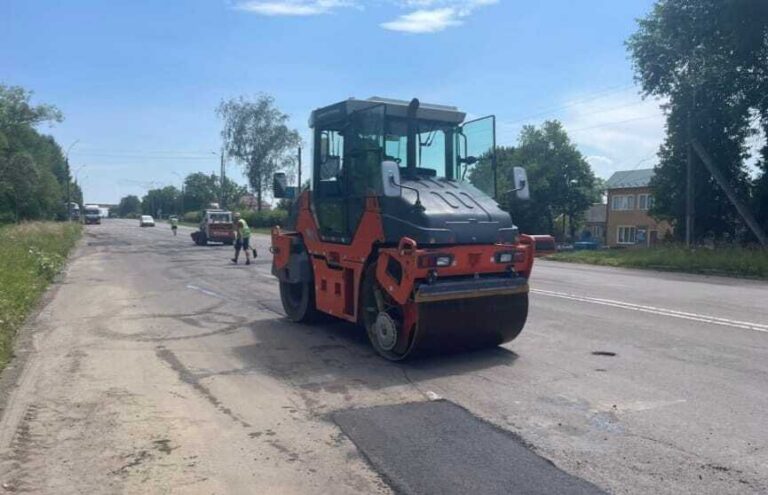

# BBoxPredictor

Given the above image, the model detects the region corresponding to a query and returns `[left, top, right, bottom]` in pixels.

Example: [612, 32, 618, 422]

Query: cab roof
[309, 97, 467, 128]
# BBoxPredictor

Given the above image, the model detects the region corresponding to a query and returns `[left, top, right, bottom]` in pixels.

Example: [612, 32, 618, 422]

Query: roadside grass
[547, 246, 768, 279]
[0, 222, 82, 371]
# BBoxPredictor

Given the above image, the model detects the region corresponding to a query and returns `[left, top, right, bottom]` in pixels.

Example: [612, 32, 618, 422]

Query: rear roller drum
[279, 278, 323, 323]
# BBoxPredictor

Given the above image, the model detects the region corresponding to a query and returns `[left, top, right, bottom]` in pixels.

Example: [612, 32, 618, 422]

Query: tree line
[15, 0, 768, 245]
[116, 172, 248, 218]
[0, 85, 82, 223]
[628, 0, 768, 244]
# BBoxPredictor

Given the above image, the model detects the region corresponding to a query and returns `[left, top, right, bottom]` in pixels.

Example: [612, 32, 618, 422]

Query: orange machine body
[272, 190, 534, 325]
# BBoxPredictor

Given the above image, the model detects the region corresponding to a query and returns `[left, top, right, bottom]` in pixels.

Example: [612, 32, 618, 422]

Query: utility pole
[297, 146, 302, 191]
[220, 150, 225, 208]
[66, 158, 70, 220]
[685, 88, 696, 248]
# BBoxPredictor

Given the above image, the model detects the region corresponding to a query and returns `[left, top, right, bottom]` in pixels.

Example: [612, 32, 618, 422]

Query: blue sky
[2, 0, 667, 204]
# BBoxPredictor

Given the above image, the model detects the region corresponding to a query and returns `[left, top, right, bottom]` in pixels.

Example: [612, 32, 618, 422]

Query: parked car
[574, 240, 600, 250]
[140, 215, 155, 227]
[529, 235, 556, 257]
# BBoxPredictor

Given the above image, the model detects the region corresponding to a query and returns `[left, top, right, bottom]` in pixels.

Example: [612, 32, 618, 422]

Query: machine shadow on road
[228, 316, 519, 394]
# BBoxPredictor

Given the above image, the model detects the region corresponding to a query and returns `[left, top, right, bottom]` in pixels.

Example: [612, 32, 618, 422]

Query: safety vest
[239, 219, 251, 238]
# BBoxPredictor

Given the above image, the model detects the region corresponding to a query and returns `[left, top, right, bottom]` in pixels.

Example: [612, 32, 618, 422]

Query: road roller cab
[271, 97, 533, 360]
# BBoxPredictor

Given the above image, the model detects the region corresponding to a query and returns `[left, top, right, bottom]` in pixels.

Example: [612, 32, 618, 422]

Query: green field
[0, 222, 82, 371]
[548, 246, 768, 279]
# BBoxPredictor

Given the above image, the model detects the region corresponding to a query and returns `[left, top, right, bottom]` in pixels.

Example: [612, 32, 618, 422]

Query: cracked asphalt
[0, 219, 767, 494]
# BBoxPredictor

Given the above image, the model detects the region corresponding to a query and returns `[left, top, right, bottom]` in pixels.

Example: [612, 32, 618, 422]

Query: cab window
[316, 129, 345, 198]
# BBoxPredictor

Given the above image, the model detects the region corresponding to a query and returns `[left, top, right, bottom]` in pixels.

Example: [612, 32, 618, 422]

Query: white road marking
[532, 288, 768, 334]
[186, 284, 225, 299]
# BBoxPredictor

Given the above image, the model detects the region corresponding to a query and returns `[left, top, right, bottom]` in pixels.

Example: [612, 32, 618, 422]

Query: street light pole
[210, 151, 226, 208]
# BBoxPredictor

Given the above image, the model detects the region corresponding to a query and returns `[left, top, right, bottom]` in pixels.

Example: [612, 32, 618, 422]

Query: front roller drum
[362, 265, 528, 360]
[413, 293, 528, 356]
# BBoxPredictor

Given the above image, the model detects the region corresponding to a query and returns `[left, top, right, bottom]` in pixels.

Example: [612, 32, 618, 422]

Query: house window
[617, 225, 637, 244]
[638, 193, 653, 210]
[611, 194, 636, 211]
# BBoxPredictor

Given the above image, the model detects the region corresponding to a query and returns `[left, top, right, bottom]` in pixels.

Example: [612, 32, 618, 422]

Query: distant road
[0, 219, 766, 494]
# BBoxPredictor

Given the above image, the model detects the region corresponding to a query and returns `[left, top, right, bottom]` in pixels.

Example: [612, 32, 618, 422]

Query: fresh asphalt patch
[333, 400, 606, 495]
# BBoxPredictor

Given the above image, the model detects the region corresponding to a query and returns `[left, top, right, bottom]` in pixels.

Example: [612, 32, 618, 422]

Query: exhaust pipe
[405, 98, 420, 178]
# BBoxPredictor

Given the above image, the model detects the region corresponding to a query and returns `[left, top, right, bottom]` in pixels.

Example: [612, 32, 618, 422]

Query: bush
[0, 212, 16, 225]
[182, 211, 201, 224]
[240, 209, 288, 229]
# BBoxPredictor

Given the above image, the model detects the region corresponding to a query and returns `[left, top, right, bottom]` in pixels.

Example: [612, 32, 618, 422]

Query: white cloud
[234, 0, 496, 32]
[234, 0, 354, 16]
[381, 7, 462, 33]
[382, 0, 497, 33]
[585, 155, 614, 168]
[561, 90, 667, 179]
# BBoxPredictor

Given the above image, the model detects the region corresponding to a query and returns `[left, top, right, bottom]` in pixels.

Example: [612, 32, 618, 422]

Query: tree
[470, 121, 599, 239]
[217, 94, 301, 211]
[0, 84, 62, 131]
[142, 186, 180, 217]
[117, 195, 141, 217]
[221, 176, 248, 210]
[180, 172, 248, 213]
[182, 172, 219, 212]
[0, 84, 69, 222]
[627, 0, 768, 242]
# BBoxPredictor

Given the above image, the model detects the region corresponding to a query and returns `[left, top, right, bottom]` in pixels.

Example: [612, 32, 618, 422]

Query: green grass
[0, 222, 82, 371]
[547, 246, 768, 279]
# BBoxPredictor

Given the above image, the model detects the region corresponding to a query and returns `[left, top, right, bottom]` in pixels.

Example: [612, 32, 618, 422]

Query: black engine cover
[380, 176, 514, 245]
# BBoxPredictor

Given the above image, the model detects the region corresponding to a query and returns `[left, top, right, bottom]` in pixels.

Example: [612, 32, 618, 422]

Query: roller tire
[279, 277, 323, 323]
[361, 263, 413, 361]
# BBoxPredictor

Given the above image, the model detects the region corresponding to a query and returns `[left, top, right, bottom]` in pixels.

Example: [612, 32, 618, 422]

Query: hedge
[241, 209, 288, 228]
[180, 209, 288, 229]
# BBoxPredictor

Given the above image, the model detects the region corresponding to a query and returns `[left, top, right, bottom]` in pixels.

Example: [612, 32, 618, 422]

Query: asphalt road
[0, 219, 767, 494]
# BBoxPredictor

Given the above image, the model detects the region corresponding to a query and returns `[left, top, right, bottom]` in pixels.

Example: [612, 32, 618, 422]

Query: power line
[70, 152, 218, 160]
[628, 154, 657, 170]
[567, 115, 660, 133]
[72, 147, 217, 155]
[501, 84, 638, 126]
